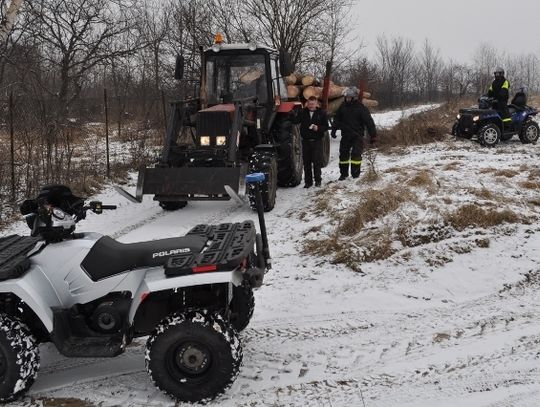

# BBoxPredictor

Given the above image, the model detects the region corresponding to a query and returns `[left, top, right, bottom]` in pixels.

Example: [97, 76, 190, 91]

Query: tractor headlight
[216, 136, 227, 146]
[473, 116, 480, 122]
[456, 114, 461, 120]
[200, 136, 211, 146]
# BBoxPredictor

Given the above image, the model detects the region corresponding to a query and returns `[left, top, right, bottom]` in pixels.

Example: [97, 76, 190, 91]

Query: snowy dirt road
[6, 105, 540, 407]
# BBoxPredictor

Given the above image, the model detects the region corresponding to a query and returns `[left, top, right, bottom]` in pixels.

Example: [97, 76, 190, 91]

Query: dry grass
[494, 169, 519, 178]
[445, 204, 521, 231]
[468, 187, 495, 200]
[520, 180, 540, 190]
[340, 186, 416, 235]
[407, 169, 436, 191]
[442, 161, 461, 171]
[377, 103, 457, 151]
[479, 168, 496, 174]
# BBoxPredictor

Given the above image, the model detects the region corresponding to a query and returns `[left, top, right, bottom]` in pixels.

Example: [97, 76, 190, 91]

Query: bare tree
[26, 0, 141, 122]
[0, 0, 24, 45]
[418, 39, 442, 101]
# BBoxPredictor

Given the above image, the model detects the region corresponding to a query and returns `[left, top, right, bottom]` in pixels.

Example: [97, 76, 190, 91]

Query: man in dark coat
[291, 96, 329, 188]
[487, 67, 511, 125]
[331, 87, 377, 180]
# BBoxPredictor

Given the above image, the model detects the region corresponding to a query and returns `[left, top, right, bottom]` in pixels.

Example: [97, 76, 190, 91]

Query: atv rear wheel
[230, 283, 255, 332]
[276, 120, 303, 187]
[145, 311, 242, 403]
[159, 201, 188, 211]
[478, 123, 501, 147]
[321, 131, 331, 168]
[519, 121, 539, 144]
[249, 151, 277, 212]
[0, 314, 40, 402]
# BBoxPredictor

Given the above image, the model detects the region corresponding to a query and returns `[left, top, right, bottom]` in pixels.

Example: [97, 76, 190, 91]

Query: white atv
[0, 173, 270, 403]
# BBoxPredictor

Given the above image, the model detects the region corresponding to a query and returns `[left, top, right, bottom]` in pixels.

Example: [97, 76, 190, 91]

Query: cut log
[285, 73, 298, 85]
[287, 85, 300, 98]
[301, 74, 320, 87]
[302, 86, 322, 100]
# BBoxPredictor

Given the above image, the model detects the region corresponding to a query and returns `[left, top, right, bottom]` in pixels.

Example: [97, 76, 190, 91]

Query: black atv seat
[0, 235, 43, 281]
[81, 235, 208, 281]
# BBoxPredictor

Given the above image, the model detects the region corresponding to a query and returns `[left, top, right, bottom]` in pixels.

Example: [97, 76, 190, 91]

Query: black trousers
[496, 99, 511, 124]
[339, 134, 363, 177]
[302, 139, 323, 185]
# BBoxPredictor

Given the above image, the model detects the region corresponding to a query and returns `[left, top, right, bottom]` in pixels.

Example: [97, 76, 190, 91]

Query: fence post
[104, 88, 110, 178]
[9, 91, 15, 202]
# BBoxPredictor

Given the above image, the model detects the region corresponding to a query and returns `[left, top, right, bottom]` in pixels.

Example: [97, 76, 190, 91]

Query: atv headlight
[52, 207, 66, 220]
[216, 136, 227, 146]
[457, 114, 461, 119]
[200, 136, 211, 146]
[473, 116, 480, 122]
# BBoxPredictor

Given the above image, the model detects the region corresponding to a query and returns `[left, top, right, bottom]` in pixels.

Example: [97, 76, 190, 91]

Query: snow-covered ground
[4, 105, 540, 406]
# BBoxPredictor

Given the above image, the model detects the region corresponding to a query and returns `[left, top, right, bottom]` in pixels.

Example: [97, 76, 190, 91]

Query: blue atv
[452, 90, 539, 147]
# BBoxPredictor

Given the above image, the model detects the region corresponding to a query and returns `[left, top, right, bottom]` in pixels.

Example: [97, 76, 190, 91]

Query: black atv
[452, 91, 539, 147]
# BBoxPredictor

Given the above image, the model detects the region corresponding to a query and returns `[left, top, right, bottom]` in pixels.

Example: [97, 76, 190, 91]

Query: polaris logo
[152, 248, 191, 258]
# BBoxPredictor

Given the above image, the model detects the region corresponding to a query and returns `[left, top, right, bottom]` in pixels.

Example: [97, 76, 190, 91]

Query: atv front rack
[0, 235, 43, 281]
[164, 221, 256, 277]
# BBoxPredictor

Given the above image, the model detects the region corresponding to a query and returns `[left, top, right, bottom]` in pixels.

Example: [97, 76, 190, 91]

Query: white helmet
[342, 87, 359, 99]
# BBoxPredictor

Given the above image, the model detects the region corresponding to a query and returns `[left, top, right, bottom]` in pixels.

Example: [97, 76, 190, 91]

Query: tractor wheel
[276, 120, 303, 187]
[0, 314, 40, 402]
[519, 121, 539, 144]
[248, 151, 277, 212]
[478, 123, 501, 147]
[159, 201, 188, 211]
[145, 311, 242, 403]
[229, 283, 255, 332]
[321, 131, 331, 168]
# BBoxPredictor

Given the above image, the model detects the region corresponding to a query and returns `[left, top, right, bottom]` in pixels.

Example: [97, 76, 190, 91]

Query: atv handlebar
[83, 201, 117, 215]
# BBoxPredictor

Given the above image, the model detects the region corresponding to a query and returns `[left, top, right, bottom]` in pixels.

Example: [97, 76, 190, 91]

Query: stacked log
[285, 72, 378, 112]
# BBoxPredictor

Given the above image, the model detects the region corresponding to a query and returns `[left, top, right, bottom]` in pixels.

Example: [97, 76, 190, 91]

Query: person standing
[291, 96, 329, 188]
[331, 87, 377, 180]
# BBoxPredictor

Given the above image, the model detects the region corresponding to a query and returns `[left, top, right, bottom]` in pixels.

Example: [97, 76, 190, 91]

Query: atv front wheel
[519, 121, 539, 144]
[159, 201, 188, 211]
[230, 283, 255, 332]
[145, 311, 242, 403]
[478, 123, 501, 147]
[248, 151, 278, 212]
[0, 314, 40, 402]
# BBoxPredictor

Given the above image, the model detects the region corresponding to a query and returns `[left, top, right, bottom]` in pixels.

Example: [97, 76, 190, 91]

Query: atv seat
[81, 235, 208, 281]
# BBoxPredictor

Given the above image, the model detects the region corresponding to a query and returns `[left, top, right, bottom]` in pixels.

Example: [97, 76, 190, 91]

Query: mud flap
[115, 166, 246, 203]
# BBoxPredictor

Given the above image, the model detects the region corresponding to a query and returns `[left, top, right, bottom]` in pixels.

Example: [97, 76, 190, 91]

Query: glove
[331, 130, 337, 139]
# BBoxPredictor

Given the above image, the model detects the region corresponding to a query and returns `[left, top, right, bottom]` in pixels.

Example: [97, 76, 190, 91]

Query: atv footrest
[0, 235, 43, 281]
[164, 221, 255, 277]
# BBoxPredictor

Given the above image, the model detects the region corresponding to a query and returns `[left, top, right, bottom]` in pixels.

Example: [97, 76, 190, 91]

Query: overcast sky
[351, 0, 540, 62]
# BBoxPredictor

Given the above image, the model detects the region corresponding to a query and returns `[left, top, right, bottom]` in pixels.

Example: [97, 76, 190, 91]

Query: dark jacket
[332, 101, 377, 140]
[487, 77, 510, 103]
[291, 107, 329, 141]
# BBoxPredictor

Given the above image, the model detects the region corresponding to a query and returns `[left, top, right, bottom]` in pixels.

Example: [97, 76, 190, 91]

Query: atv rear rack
[164, 221, 256, 277]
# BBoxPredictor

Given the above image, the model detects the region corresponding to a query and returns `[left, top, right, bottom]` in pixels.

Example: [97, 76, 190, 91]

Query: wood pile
[285, 73, 378, 114]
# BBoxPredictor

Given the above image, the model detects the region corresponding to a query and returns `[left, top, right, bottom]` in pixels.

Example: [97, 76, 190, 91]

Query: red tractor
[118, 36, 331, 212]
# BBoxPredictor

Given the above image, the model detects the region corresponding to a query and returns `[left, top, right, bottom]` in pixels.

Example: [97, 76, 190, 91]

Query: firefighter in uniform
[331, 87, 377, 180]
[487, 67, 511, 126]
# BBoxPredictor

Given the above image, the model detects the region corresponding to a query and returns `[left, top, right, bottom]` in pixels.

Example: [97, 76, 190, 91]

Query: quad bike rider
[117, 34, 330, 213]
[0, 177, 270, 403]
[452, 85, 539, 147]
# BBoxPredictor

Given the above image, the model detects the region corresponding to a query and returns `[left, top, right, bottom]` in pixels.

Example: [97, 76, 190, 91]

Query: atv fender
[127, 268, 244, 323]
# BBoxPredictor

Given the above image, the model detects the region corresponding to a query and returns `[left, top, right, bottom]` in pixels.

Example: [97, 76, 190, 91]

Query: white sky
[351, 0, 540, 62]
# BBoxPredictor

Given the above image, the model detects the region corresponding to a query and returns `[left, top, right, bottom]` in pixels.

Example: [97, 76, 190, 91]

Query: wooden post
[321, 61, 332, 112]
[9, 91, 15, 202]
[104, 88, 110, 178]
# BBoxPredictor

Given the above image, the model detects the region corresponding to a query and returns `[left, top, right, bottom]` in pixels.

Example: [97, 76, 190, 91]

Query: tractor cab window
[270, 57, 288, 100]
[206, 54, 267, 104]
